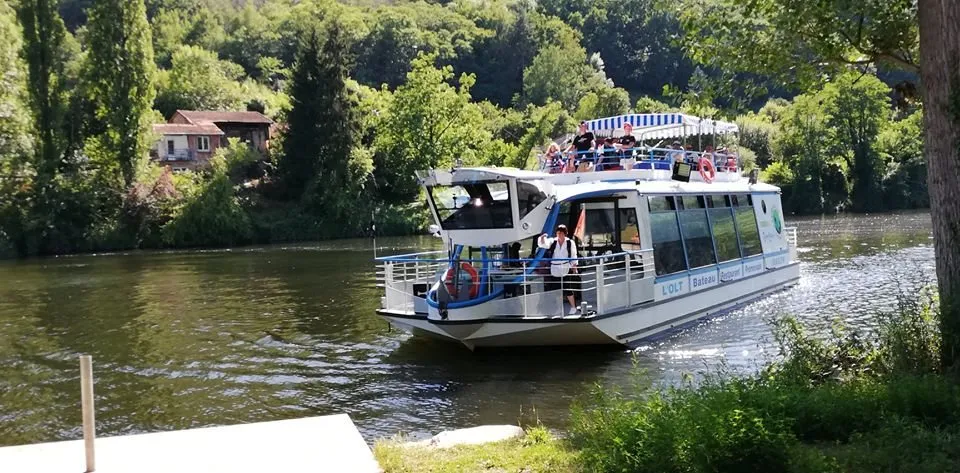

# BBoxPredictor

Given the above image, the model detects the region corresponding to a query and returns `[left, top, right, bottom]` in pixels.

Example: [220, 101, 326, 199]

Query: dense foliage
[0, 0, 930, 258]
[572, 292, 957, 473]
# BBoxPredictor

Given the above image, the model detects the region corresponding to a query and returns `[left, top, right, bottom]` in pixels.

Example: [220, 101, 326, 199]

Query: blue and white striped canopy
[585, 113, 739, 139]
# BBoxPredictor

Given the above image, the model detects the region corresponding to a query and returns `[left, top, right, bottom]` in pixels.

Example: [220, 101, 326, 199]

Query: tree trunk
[918, 0, 960, 371]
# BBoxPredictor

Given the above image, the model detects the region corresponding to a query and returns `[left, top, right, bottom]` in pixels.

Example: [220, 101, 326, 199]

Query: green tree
[522, 45, 588, 110]
[151, 6, 225, 67]
[634, 96, 672, 113]
[821, 74, 891, 212]
[374, 53, 488, 202]
[574, 86, 630, 121]
[580, 0, 692, 97]
[877, 109, 926, 209]
[278, 23, 359, 220]
[17, 0, 71, 185]
[154, 46, 245, 118]
[83, 0, 157, 187]
[673, 0, 918, 90]
[774, 92, 847, 214]
[0, 2, 33, 256]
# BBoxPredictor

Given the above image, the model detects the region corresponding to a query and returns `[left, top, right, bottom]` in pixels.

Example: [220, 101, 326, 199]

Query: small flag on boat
[573, 207, 586, 242]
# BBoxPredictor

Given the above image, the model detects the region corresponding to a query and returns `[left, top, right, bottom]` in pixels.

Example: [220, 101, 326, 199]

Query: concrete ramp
[0, 414, 380, 473]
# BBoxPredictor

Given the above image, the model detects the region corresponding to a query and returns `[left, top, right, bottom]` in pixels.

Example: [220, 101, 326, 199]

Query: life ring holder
[444, 262, 480, 299]
[698, 157, 716, 183]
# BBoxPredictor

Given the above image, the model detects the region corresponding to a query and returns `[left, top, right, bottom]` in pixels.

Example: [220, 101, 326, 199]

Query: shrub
[162, 156, 253, 247]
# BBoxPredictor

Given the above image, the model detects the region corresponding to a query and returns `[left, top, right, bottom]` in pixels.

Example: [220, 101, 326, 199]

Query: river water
[0, 212, 935, 446]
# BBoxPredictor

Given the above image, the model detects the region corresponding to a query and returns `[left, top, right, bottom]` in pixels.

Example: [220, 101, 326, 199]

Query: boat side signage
[765, 251, 789, 270]
[719, 262, 744, 282]
[655, 274, 690, 301]
[689, 268, 719, 291]
[742, 257, 765, 278]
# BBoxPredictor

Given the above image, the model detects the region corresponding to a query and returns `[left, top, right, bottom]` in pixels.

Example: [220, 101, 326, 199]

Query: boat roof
[419, 166, 781, 201]
[585, 113, 739, 139]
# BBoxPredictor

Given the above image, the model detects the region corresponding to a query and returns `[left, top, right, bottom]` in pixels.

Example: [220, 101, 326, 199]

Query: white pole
[80, 355, 96, 472]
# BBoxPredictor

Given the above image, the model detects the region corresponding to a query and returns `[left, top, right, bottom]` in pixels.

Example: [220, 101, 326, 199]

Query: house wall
[155, 135, 189, 156]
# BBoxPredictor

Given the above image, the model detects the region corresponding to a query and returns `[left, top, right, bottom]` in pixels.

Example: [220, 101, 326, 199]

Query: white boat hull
[379, 263, 800, 348]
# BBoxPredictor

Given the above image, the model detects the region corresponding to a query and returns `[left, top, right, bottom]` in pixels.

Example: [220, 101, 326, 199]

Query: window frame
[427, 181, 515, 231]
[197, 136, 211, 152]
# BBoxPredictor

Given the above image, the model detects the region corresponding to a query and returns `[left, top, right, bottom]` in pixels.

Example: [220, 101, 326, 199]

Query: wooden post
[80, 355, 96, 472]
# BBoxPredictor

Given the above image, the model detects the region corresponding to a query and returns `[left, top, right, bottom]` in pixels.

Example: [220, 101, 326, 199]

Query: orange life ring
[444, 262, 480, 298]
[698, 157, 716, 183]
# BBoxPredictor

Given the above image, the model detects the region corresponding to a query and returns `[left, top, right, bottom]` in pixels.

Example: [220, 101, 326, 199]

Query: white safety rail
[377, 249, 656, 318]
[785, 226, 799, 262]
[538, 147, 744, 183]
[377, 251, 447, 313]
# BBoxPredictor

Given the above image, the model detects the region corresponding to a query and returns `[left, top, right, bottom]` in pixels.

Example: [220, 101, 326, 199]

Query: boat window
[707, 195, 728, 208]
[619, 208, 642, 251]
[429, 182, 513, 230]
[517, 181, 546, 219]
[648, 196, 677, 212]
[679, 208, 717, 268]
[649, 211, 686, 275]
[681, 195, 705, 209]
[736, 206, 763, 256]
[732, 194, 751, 207]
[709, 208, 740, 262]
[583, 208, 617, 250]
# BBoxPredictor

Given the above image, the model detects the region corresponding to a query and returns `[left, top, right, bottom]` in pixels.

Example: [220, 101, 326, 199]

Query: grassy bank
[378, 291, 960, 472]
[374, 426, 582, 473]
[569, 292, 958, 473]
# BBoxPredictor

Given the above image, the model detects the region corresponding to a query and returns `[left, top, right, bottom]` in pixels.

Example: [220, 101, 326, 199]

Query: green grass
[374, 426, 583, 473]
[566, 291, 960, 473]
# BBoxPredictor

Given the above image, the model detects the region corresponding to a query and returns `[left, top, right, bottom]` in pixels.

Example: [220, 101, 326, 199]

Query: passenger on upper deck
[543, 143, 564, 174]
[617, 123, 637, 157]
[669, 141, 686, 163]
[703, 145, 715, 164]
[567, 121, 595, 161]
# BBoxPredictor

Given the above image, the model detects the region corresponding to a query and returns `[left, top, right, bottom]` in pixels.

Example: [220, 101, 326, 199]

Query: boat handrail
[376, 250, 646, 265]
[374, 250, 446, 261]
[538, 146, 741, 173]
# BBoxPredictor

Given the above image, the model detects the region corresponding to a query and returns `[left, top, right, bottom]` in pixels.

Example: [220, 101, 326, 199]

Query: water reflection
[0, 212, 935, 446]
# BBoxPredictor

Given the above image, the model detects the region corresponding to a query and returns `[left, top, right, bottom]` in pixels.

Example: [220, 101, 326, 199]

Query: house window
[166, 140, 175, 155]
[197, 136, 210, 152]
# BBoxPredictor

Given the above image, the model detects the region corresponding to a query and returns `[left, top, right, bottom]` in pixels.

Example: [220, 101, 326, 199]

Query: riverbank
[374, 426, 581, 473]
[377, 292, 960, 473]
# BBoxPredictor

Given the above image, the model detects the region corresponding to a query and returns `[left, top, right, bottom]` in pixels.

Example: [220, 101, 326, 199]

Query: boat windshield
[429, 181, 513, 230]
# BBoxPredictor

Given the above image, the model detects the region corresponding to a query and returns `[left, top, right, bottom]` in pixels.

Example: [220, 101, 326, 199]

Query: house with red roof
[151, 110, 274, 171]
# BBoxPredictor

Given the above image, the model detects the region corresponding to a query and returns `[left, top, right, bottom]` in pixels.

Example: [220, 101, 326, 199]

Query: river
[0, 211, 935, 446]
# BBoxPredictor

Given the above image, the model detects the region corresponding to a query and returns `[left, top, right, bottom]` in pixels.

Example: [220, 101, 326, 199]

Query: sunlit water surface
[0, 212, 935, 445]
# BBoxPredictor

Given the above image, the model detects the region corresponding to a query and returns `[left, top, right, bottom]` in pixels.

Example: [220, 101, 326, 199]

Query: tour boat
[375, 113, 800, 348]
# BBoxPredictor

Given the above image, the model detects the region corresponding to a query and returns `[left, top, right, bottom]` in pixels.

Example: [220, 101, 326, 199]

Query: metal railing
[785, 226, 798, 262]
[538, 147, 742, 175]
[159, 150, 196, 161]
[376, 249, 656, 318]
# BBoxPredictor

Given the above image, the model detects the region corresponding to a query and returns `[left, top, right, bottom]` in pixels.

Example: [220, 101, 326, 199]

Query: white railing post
[625, 254, 632, 306]
[80, 355, 96, 472]
[522, 262, 528, 318]
[596, 259, 605, 315]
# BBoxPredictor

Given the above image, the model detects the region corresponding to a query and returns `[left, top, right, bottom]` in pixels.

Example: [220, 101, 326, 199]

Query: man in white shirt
[538, 224, 580, 315]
